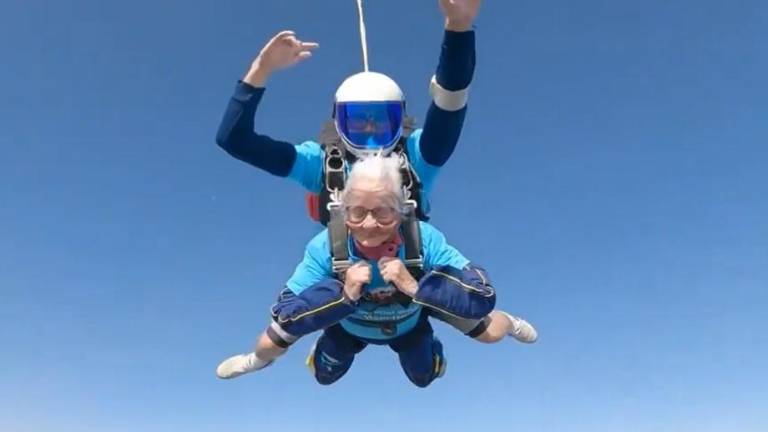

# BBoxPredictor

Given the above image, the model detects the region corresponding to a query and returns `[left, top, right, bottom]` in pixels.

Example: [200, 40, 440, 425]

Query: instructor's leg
[388, 313, 446, 388]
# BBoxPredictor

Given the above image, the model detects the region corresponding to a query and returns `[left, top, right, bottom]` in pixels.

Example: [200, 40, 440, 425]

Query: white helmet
[334, 72, 405, 157]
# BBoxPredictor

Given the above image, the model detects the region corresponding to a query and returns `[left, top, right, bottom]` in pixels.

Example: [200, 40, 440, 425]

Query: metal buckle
[332, 259, 352, 275]
[403, 258, 424, 268]
[324, 147, 345, 193]
[327, 199, 342, 212]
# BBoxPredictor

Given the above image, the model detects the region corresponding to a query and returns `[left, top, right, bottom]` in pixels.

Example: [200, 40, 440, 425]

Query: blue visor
[335, 101, 403, 152]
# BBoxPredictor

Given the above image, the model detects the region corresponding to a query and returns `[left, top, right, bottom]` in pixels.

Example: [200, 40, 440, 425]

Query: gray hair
[340, 154, 405, 212]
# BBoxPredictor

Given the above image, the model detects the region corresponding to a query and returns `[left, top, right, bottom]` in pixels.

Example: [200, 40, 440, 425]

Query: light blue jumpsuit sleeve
[419, 222, 470, 271]
[286, 140, 324, 193]
[406, 130, 441, 196]
[285, 230, 334, 294]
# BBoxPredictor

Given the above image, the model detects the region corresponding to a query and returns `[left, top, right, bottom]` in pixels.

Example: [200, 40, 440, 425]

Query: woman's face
[344, 178, 401, 247]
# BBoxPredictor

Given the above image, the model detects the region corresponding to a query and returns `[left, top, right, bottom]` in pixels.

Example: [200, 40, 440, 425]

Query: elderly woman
[217, 156, 537, 387]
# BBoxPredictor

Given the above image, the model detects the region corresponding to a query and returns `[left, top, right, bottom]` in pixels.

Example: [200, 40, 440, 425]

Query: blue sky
[1, 1, 767, 431]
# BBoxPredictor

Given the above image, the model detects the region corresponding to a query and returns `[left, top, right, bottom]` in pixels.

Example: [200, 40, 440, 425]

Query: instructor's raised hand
[244, 30, 319, 87]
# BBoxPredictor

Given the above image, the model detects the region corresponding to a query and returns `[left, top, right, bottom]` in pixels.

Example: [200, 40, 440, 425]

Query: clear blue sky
[1, 1, 767, 431]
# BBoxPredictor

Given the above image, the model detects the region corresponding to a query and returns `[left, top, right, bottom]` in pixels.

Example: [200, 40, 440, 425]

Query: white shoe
[504, 313, 538, 343]
[216, 352, 272, 379]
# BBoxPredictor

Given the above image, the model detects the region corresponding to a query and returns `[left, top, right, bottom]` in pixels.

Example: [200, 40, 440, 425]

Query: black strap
[396, 147, 428, 222]
[400, 200, 425, 281]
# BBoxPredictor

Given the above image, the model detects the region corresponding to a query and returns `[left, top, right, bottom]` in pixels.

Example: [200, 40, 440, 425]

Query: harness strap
[401, 200, 425, 281]
[328, 202, 351, 278]
[396, 150, 428, 222]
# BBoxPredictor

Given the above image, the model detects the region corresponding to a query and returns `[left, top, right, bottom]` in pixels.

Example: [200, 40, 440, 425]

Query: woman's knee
[471, 310, 509, 344]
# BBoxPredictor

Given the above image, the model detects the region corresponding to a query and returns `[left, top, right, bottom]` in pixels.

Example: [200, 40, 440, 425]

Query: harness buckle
[403, 258, 424, 268]
[327, 199, 342, 211]
[332, 258, 352, 276]
[324, 146, 345, 193]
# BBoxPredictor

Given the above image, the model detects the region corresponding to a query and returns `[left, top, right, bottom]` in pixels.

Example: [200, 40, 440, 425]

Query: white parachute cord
[356, 0, 370, 72]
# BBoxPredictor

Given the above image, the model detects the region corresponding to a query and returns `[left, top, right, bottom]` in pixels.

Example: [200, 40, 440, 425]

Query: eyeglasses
[345, 206, 398, 224]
